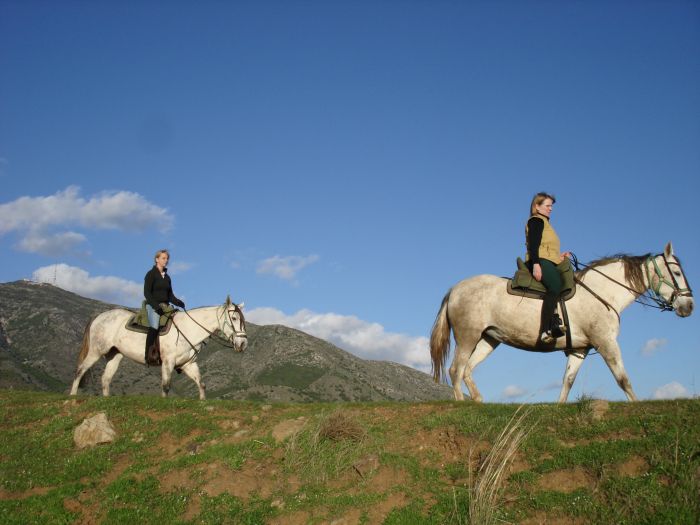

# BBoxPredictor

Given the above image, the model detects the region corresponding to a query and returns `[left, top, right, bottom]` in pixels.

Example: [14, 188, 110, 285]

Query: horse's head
[648, 242, 694, 317]
[221, 295, 248, 352]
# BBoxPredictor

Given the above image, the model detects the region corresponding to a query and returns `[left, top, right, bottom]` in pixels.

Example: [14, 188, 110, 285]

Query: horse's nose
[676, 297, 694, 317]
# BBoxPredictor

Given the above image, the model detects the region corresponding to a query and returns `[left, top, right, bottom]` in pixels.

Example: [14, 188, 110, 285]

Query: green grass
[0, 390, 698, 524]
[256, 364, 325, 389]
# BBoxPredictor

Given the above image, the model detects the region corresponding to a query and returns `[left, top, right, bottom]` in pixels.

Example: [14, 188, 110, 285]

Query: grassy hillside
[0, 390, 698, 524]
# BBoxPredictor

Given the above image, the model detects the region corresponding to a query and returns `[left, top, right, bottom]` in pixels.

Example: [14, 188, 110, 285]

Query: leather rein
[570, 252, 692, 318]
[162, 304, 247, 367]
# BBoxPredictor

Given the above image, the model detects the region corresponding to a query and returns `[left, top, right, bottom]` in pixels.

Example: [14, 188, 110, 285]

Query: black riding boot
[540, 293, 564, 341]
[145, 327, 161, 366]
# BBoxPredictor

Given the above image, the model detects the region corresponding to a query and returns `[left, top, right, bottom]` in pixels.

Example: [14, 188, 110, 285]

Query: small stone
[204, 406, 215, 412]
[261, 404, 272, 411]
[251, 415, 260, 422]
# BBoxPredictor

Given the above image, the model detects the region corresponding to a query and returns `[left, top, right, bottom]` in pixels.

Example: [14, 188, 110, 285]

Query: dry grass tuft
[318, 411, 367, 442]
[467, 405, 535, 525]
[284, 410, 369, 482]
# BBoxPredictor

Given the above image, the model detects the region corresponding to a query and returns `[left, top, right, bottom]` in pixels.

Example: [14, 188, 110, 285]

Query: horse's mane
[576, 253, 651, 291]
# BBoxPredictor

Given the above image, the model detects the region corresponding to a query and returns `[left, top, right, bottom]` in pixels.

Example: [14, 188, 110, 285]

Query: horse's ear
[664, 242, 674, 258]
[226, 295, 231, 306]
[238, 302, 245, 310]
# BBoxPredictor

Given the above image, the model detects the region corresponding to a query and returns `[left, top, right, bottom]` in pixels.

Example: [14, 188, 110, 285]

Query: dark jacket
[144, 266, 181, 310]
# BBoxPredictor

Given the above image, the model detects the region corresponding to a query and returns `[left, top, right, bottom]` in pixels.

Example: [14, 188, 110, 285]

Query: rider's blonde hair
[529, 192, 556, 217]
[154, 249, 170, 262]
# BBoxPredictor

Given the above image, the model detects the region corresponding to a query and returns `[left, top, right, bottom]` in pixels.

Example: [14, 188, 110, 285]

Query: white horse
[70, 297, 247, 400]
[430, 242, 694, 403]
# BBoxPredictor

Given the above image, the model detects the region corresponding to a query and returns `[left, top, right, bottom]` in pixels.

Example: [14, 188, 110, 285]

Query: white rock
[74, 412, 117, 449]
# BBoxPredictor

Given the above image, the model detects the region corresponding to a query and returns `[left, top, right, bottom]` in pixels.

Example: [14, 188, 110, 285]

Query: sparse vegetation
[0, 390, 698, 524]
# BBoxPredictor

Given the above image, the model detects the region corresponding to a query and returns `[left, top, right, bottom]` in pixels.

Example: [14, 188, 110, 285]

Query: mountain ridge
[0, 280, 451, 402]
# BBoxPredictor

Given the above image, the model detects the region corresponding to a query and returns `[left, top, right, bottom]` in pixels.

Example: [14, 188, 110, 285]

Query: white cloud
[0, 186, 173, 256]
[256, 254, 319, 282]
[542, 380, 562, 391]
[32, 264, 143, 307]
[246, 307, 430, 370]
[167, 261, 193, 275]
[502, 385, 528, 399]
[641, 338, 668, 357]
[18, 231, 88, 257]
[652, 381, 690, 400]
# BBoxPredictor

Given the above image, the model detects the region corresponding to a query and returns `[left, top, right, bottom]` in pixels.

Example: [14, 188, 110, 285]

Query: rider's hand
[561, 251, 571, 260]
[533, 263, 542, 281]
[174, 299, 185, 309]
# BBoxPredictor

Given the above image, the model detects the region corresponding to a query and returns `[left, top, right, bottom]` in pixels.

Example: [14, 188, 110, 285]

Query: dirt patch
[366, 466, 409, 493]
[589, 399, 609, 420]
[102, 454, 132, 486]
[269, 510, 312, 525]
[160, 467, 195, 492]
[521, 510, 586, 525]
[616, 455, 648, 477]
[367, 491, 408, 522]
[537, 467, 595, 493]
[508, 451, 531, 475]
[158, 430, 205, 455]
[272, 417, 307, 443]
[0, 485, 53, 500]
[183, 494, 201, 522]
[409, 426, 481, 465]
[188, 459, 281, 500]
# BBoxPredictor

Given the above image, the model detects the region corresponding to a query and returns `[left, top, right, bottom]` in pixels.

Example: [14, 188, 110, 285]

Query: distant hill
[0, 280, 451, 401]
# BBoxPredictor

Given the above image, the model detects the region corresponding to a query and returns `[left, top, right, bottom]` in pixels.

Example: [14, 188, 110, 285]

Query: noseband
[645, 253, 693, 310]
[221, 305, 248, 341]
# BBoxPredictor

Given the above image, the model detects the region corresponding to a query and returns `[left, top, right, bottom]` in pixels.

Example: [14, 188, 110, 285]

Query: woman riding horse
[144, 249, 185, 365]
[525, 192, 571, 343]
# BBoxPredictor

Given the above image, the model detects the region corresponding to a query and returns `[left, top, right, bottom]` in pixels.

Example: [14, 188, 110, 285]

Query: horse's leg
[161, 365, 174, 398]
[558, 350, 589, 403]
[597, 340, 638, 401]
[449, 331, 482, 401]
[180, 362, 206, 400]
[101, 348, 123, 397]
[462, 337, 499, 403]
[70, 347, 104, 395]
[448, 345, 468, 401]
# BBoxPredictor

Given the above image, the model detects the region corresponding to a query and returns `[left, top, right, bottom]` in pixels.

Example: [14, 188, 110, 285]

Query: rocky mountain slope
[0, 280, 451, 401]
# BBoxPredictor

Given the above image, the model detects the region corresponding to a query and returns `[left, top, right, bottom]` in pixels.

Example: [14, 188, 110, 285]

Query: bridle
[571, 252, 693, 313]
[183, 303, 247, 347]
[645, 253, 693, 310]
[163, 302, 247, 369]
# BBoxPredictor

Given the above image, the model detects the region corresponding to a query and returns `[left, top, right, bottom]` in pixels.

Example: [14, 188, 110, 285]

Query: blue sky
[1, 1, 698, 402]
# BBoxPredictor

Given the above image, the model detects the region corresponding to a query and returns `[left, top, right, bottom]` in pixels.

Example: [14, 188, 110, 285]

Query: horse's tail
[430, 289, 452, 383]
[76, 317, 94, 367]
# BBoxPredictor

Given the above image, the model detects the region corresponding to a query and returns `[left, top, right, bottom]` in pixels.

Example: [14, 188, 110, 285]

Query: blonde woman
[525, 192, 571, 343]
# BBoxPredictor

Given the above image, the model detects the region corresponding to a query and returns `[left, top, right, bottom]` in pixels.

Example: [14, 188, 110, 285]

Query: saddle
[506, 258, 576, 349]
[124, 301, 175, 335]
[507, 257, 576, 300]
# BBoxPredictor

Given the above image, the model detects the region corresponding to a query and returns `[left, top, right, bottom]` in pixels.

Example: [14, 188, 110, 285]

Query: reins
[569, 253, 681, 313]
[162, 304, 247, 368]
